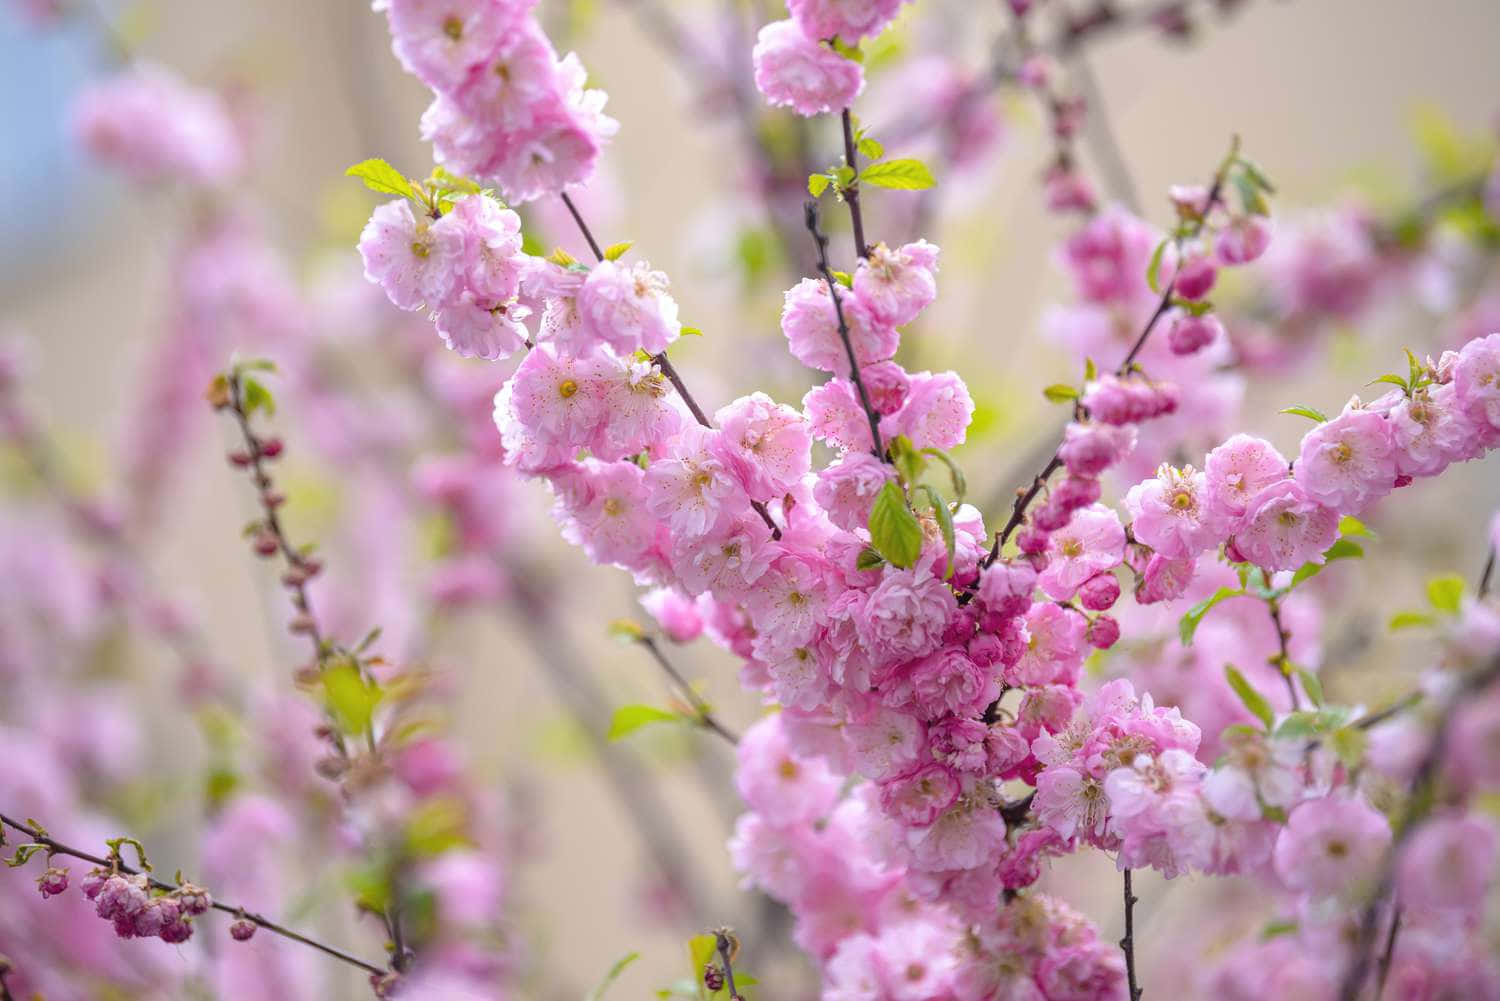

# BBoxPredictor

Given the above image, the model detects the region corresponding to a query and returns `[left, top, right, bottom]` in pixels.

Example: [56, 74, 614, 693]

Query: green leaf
[603, 241, 633, 261]
[857, 136, 884, 160]
[322, 661, 382, 736]
[855, 547, 886, 571]
[829, 37, 863, 62]
[4, 844, 46, 868]
[1297, 668, 1325, 708]
[1330, 726, 1368, 770]
[688, 934, 719, 1001]
[1368, 373, 1409, 392]
[607, 619, 645, 642]
[241, 376, 275, 418]
[1260, 918, 1299, 940]
[1289, 538, 1364, 587]
[868, 481, 923, 569]
[1426, 573, 1465, 614]
[1084, 358, 1098, 382]
[1178, 587, 1242, 646]
[807, 173, 830, 197]
[1235, 155, 1277, 194]
[920, 448, 967, 501]
[1388, 610, 1436, 631]
[680, 326, 703, 337]
[1145, 238, 1169, 295]
[607, 704, 679, 741]
[1043, 384, 1079, 403]
[1232, 169, 1270, 216]
[859, 158, 935, 190]
[346, 158, 417, 200]
[888, 434, 925, 486]
[1225, 664, 1275, 731]
[1337, 515, 1374, 539]
[919, 485, 956, 580]
[1278, 405, 1327, 423]
[833, 164, 856, 188]
[586, 951, 641, 1001]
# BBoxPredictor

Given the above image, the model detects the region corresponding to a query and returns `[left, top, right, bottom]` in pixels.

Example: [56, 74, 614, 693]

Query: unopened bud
[230, 917, 257, 941]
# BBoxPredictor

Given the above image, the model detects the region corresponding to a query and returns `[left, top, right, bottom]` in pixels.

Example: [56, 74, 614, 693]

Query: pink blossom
[852, 240, 940, 328]
[1204, 433, 1289, 524]
[814, 451, 895, 531]
[640, 587, 703, 643]
[752, 20, 864, 117]
[781, 277, 899, 374]
[384, 0, 518, 92]
[643, 425, 743, 537]
[1383, 383, 1483, 476]
[577, 258, 681, 355]
[1008, 603, 1087, 687]
[880, 645, 998, 720]
[1166, 310, 1223, 356]
[844, 705, 926, 779]
[977, 559, 1037, 619]
[879, 763, 961, 827]
[787, 0, 908, 43]
[1231, 478, 1339, 571]
[1272, 795, 1390, 896]
[804, 378, 876, 453]
[494, 344, 605, 470]
[1454, 331, 1500, 431]
[1397, 813, 1497, 912]
[1059, 207, 1158, 305]
[736, 715, 841, 826]
[857, 566, 956, 666]
[889, 370, 973, 451]
[433, 291, 529, 359]
[1215, 215, 1271, 264]
[713, 393, 814, 501]
[1292, 406, 1397, 512]
[1124, 464, 1225, 559]
[450, 193, 525, 301]
[861, 360, 912, 415]
[1135, 552, 1196, 604]
[358, 198, 467, 311]
[1039, 503, 1125, 600]
[1059, 421, 1137, 477]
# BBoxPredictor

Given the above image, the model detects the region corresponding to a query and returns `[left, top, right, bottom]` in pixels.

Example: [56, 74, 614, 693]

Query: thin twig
[840, 109, 869, 259]
[715, 928, 743, 1001]
[1267, 599, 1301, 712]
[1120, 868, 1143, 1001]
[637, 636, 740, 745]
[0, 812, 384, 976]
[804, 201, 885, 459]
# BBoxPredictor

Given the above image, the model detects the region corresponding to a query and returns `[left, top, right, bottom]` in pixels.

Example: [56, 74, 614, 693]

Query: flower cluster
[377, 0, 616, 203]
[752, 0, 910, 115]
[79, 868, 211, 945]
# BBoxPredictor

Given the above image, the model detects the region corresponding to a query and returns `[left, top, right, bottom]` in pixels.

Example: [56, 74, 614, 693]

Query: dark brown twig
[637, 636, 740, 745]
[840, 108, 869, 259]
[1120, 868, 1143, 1001]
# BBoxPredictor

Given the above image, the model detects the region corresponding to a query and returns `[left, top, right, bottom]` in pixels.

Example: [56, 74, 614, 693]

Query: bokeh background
[3, 0, 1499, 997]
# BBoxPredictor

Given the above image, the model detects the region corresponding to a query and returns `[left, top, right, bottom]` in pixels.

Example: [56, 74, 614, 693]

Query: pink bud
[1174, 255, 1217, 300]
[1167, 312, 1223, 356]
[1077, 573, 1120, 611]
[1052, 475, 1101, 511]
[1086, 614, 1120, 649]
[36, 866, 69, 898]
[230, 918, 257, 941]
[1217, 216, 1271, 265]
[1016, 527, 1050, 556]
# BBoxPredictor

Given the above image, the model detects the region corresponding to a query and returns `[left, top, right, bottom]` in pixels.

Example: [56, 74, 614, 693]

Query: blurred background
[2, 0, 1499, 997]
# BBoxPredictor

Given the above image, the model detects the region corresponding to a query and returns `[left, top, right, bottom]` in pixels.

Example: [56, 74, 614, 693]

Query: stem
[1480, 546, 1495, 599]
[840, 109, 869, 259]
[638, 636, 740, 745]
[1120, 868, 1143, 1001]
[715, 929, 743, 1001]
[0, 812, 384, 976]
[804, 201, 886, 459]
[554, 194, 783, 540]
[1268, 599, 1301, 712]
[1374, 905, 1401, 1001]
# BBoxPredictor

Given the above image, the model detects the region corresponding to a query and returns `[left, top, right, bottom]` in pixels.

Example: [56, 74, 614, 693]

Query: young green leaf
[607, 619, 646, 642]
[1145, 238, 1169, 295]
[322, 661, 382, 736]
[855, 547, 886, 571]
[808, 173, 830, 197]
[1278, 405, 1328, 423]
[918, 485, 956, 580]
[1178, 587, 1242, 645]
[859, 158, 935, 190]
[920, 448, 967, 501]
[857, 136, 884, 160]
[607, 704, 679, 740]
[346, 158, 417, 200]
[1296, 668, 1325, 708]
[868, 481, 923, 568]
[241, 376, 275, 418]
[1336, 515, 1374, 539]
[1224, 664, 1275, 731]
[585, 952, 642, 1001]
[1368, 373, 1409, 393]
[680, 326, 703, 337]
[1388, 610, 1436, 631]
[1043, 384, 1079, 403]
[1426, 573, 1465, 614]
[603, 241, 633, 261]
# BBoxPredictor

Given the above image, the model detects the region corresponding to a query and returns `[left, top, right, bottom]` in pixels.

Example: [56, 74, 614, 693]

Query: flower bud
[1086, 614, 1120, 649]
[1167, 311, 1223, 356]
[230, 918, 257, 941]
[1078, 573, 1121, 611]
[36, 866, 68, 898]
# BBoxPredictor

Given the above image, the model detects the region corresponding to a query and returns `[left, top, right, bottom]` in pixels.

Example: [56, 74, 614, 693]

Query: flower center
[1326, 840, 1349, 858]
[1171, 489, 1194, 511]
[558, 379, 578, 398]
[1332, 442, 1353, 464]
[777, 759, 800, 780]
[410, 240, 430, 259]
[441, 14, 463, 40]
[602, 498, 623, 517]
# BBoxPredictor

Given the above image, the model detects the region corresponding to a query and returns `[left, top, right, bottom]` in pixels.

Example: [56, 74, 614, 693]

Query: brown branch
[636, 636, 740, 745]
[840, 109, 869, 259]
[1120, 868, 1143, 1001]
[0, 812, 384, 976]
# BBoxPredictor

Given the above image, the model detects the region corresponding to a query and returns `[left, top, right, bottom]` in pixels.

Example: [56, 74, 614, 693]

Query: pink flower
[780, 277, 899, 374]
[1292, 406, 1397, 513]
[644, 425, 742, 537]
[1039, 503, 1125, 601]
[1059, 421, 1137, 477]
[1454, 332, 1500, 431]
[1034, 765, 1106, 841]
[640, 587, 703, 643]
[844, 705, 925, 779]
[736, 715, 841, 826]
[752, 20, 864, 117]
[1230, 479, 1338, 571]
[449, 19, 558, 128]
[433, 291, 529, 359]
[787, 0, 908, 43]
[450, 193, 525, 302]
[553, 459, 658, 569]
[1059, 207, 1158, 305]
[1204, 433, 1289, 525]
[1216, 215, 1271, 264]
[977, 559, 1037, 619]
[889, 370, 973, 451]
[713, 393, 813, 501]
[857, 566, 956, 666]
[879, 763, 961, 827]
[1135, 552, 1196, 604]
[804, 378, 876, 453]
[495, 344, 605, 470]
[1124, 464, 1225, 559]
[577, 258, 681, 355]
[852, 240, 940, 328]
[880, 645, 998, 720]
[358, 198, 467, 311]
[861, 360, 912, 415]
[1008, 603, 1087, 687]
[385, 0, 518, 93]
[1383, 383, 1483, 476]
[814, 451, 895, 532]
[1166, 310, 1223, 356]
[1272, 795, 1390, 896]
[1081, 374, 1178, 426]
[1397, 813, 1497, 912]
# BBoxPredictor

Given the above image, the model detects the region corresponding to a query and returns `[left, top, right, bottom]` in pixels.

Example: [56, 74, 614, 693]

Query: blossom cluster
[752, 0, 910, 115]
[376, 0, 616, 203]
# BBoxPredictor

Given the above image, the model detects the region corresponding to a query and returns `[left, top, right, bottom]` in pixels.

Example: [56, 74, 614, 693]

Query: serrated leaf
[585, 951, 641, 1001]
[868, 481, 923, 569]
[857, 137, 884, 160]
[921, 448, 967, 501]
[603, 241, 633, 261]
[859, 158, 935, 190]
[1426, 573, 1465, 614]
[1146, 238, 1169, 294]
[323, 661, 382, 736]
[807, 173, 830, 197]
[1297, 668, 1325, 708]
[1279, 405, 1327, 423]
[346, 158, 417, 200]
[1290, 538, 1364, 587]
[1043, 384, 1079, 403]
[607, 704, 679, 741]
[1225, 664, 1275, 731]
[855, 547, 886, 571]
[1178, 587, 1242, 646]
[919, 485, 956, 580]
[1388, 610, 1436, 631]
[242, 376, 275, 418]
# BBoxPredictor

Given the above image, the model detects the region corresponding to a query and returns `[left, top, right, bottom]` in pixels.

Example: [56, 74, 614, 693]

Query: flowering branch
[0, 812, 384, 975]
[636, 635, 741, 746]
[840, 109, 870, 260]
[804, 200, 886, 459]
